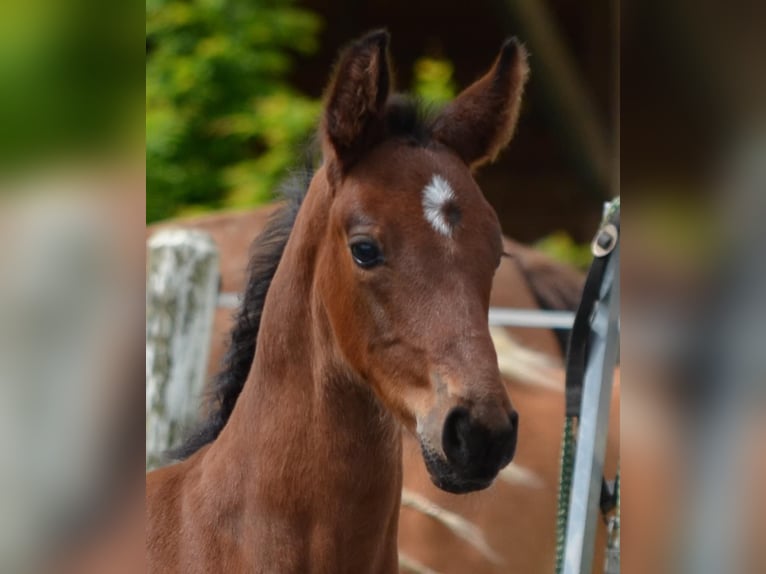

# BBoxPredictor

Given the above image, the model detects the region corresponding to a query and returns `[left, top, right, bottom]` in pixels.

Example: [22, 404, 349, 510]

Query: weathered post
[146, 229, 219, 470]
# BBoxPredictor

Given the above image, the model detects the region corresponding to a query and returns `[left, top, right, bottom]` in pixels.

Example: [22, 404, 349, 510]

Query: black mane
[384, 94, 436, 145]
[173, 96, 436, 460]
[170, 171, 309, 460]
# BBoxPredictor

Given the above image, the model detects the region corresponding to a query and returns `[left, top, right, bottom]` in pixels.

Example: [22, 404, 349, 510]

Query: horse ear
[431, 38, 529, 169]
[322, 30, 392, 179]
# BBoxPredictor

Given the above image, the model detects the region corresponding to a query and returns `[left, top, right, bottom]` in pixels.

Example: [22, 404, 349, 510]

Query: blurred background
[146, 0, 618, 264]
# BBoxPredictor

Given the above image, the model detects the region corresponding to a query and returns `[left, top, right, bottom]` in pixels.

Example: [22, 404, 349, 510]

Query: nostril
[442, 407, 519, 479]
[442, 407, 473, 469]
[509, 409, 519, 431]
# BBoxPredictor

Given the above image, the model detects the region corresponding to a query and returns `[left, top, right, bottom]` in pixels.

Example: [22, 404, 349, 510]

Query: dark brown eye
[350, 240, 383, 268]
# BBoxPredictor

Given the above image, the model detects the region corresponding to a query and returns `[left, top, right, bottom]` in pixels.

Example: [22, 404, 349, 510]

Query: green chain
[555, 416, 577, 574]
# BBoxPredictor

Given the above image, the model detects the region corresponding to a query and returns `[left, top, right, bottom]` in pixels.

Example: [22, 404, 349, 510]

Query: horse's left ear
[322, 29, 392, 180]
[431, 38, 529, 169]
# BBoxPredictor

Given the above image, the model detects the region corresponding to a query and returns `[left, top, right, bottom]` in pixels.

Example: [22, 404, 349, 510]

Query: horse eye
[350, 240, 383, 268]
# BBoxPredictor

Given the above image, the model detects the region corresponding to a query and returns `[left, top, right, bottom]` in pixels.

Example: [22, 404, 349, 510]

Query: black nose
[442, 407, 518, 480]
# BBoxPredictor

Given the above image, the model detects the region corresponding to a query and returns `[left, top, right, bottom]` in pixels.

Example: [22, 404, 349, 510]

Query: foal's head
[314, 31, 528, 493]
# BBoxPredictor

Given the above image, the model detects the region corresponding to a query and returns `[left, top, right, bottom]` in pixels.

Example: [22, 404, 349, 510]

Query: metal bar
[563, 245, 620, 574]
[217, 291, 241, 309]
[489, 308, 575, 330]
[218, 292, 576, 330]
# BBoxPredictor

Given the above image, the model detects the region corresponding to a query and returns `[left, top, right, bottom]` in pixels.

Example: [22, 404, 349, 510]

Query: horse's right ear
[322, 30, 391, 181]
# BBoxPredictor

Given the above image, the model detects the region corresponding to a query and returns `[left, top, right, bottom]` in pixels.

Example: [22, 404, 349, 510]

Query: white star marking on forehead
[422, 174, 456, 237]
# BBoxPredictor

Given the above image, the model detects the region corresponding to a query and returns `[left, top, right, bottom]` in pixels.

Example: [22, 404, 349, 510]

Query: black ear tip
[501, 37, 520, 57]
[498, 36, 528, 71]
[360, 29, 390, 50]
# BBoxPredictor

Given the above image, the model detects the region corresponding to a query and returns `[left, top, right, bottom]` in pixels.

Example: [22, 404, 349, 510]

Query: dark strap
[565, 254, 609, 416]
[564, 202, 620, 518]
[565, 209, 620, 417]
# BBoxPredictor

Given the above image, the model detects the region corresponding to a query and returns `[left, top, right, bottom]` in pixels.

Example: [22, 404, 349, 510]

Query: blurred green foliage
[0, 0, 140, 173]
[412, 57, 457, 106]
[146, 0, 322, 222]
[146, 0, 461, 225]
[535, 231, 593, 269]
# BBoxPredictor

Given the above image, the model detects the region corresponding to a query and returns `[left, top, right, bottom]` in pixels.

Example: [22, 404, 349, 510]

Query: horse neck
[204, 171, 403, 571]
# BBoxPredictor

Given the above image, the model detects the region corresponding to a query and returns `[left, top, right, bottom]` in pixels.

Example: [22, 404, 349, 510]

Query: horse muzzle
[419, 406, 519, 493]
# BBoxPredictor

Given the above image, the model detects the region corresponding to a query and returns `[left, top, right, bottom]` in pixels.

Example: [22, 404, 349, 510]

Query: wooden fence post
[146, 229, 219, 470]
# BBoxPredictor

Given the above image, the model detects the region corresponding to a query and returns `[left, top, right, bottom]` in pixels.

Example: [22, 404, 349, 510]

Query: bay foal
[146, 30, 529, 573]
